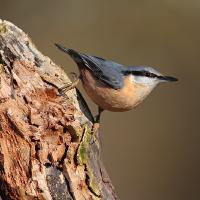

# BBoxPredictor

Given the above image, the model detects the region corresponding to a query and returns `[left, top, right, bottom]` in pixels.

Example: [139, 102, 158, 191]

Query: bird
[55, 43, 177, 122]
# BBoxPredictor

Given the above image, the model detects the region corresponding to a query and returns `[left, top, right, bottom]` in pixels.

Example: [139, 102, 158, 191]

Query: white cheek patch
[131, 75, 157, 85]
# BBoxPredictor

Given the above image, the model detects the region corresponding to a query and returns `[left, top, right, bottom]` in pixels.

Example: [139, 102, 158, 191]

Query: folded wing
[55, 44, 124, 89]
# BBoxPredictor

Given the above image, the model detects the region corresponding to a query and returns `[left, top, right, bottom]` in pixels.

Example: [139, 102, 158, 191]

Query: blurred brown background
[1, 0, 199, 199]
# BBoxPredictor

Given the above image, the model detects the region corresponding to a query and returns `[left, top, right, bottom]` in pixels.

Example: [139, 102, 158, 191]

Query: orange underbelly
[81, 69, 141, 112]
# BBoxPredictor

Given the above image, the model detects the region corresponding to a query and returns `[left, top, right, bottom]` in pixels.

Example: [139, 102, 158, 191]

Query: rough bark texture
[0, 20, 118, 200]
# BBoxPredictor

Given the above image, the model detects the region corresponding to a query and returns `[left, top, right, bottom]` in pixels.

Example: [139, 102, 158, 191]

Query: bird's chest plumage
[80, 69, 147, 112]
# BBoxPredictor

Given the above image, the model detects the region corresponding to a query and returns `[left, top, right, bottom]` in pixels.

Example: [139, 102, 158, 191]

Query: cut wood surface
[0, 19, 118, 200]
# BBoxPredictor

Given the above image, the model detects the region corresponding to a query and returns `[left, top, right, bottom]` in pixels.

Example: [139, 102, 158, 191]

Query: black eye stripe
[131, 70, 157, 78]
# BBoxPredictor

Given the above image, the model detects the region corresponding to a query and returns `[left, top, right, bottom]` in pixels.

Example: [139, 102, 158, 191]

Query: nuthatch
[55, 44, 177, 122]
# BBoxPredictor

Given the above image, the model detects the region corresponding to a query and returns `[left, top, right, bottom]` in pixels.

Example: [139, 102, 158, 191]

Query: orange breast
[80, 68, 145, 112]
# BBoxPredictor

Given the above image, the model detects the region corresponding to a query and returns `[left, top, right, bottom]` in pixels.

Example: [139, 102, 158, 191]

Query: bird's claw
[58, 72, 80, 95]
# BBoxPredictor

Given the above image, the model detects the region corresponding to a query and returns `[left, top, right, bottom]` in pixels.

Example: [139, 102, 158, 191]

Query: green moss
[87, 170, 101, 197]
[0, 23, 7, 34]
[77, 124, 92, 165]
[77, 124, 101, 197]
[78, 144, 87, 164]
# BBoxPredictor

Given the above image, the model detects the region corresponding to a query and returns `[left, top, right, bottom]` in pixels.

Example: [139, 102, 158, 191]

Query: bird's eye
[142, 71, 150, 77]
[145, 72, 150, 77]
[143, 71, 157, 78]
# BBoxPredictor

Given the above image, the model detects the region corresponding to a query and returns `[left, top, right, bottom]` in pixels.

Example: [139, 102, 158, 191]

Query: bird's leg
[92, 107, 104, 137]
[58, 72, 80, 94]
[95, 107, 104, 123]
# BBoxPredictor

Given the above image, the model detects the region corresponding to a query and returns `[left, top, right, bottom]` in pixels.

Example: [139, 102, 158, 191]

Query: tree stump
[0, 19, 118, 200]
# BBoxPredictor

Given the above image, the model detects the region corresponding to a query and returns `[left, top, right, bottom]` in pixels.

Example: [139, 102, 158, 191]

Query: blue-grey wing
[81, 54, 124, 89]
[55, 44, 124, 89]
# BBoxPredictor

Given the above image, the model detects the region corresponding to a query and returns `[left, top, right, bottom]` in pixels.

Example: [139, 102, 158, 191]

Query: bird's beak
[158, 76, 178, 82]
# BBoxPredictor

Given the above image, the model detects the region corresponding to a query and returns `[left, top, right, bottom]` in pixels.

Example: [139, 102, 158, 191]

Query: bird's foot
[58, 72, 79, 95]
[91, 108, 104, 135]
[92, 122, 100, 135]
[94, 107, 104, 123]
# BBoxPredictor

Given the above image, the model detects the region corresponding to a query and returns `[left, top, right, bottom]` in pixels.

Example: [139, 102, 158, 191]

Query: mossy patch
[77, 124, 92, 165]
[0, 23, 7, 34]
[77, 124, 101, 197]
[86, 170, 101, 197]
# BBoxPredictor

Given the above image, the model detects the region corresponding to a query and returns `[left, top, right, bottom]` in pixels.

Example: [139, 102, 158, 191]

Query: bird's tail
[55, 43, 83, 64]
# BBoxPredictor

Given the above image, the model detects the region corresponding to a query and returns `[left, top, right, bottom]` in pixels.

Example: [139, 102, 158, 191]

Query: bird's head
[125, 66, 177, 86]
[122, 66, 178, 105]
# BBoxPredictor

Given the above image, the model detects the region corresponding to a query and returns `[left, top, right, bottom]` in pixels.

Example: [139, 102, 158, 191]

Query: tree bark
[0, 20, 118, 200]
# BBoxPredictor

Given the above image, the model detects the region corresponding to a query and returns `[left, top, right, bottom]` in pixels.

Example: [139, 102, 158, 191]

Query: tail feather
[55, 43, 83, 63]
[55, 43, 70, 53]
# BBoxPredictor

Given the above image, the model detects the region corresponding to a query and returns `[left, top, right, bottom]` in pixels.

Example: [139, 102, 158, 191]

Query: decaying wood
[0, 19, 118, 200]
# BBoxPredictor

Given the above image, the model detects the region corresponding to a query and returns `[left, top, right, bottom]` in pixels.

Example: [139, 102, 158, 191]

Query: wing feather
[55, 44, 124, 89]
[81, 54, 124, 89]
